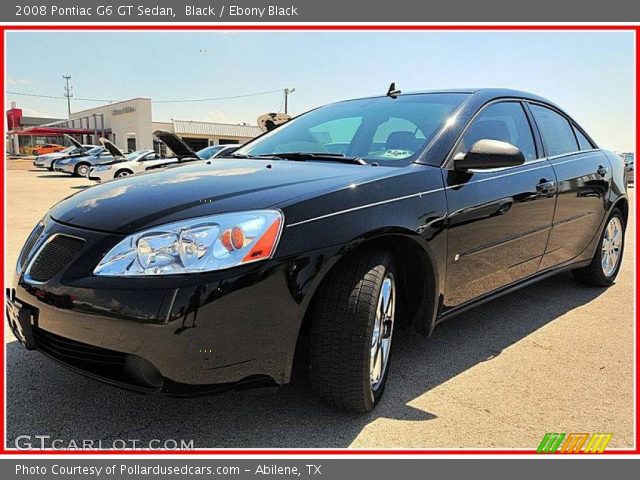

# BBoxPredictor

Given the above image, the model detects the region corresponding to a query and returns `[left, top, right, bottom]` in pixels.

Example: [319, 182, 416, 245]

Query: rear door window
[574, 126, 595, 151]
[529, 104, 579, 157]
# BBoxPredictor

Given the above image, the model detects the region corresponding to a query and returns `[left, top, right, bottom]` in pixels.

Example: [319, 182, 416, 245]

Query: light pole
[284, 87, 296, 114]
[63, 75, 73, 118]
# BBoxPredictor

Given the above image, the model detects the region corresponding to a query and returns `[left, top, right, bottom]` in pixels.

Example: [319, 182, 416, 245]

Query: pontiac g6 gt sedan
[8, 89, 627, 412]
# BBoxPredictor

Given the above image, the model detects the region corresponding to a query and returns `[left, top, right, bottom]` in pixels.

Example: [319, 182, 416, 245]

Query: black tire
[47, 165, 54, 172]
[74, 163, 90, 177]
[572, 208, 625, 286]
[309, 248, 396, 413]
[115, 169, 133, 178]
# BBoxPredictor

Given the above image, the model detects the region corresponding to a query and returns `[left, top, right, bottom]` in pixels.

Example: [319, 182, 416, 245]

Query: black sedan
[7, 88, 627, 412]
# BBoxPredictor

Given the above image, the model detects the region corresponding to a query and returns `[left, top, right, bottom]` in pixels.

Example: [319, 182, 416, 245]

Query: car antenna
[387, 82, 401, 99]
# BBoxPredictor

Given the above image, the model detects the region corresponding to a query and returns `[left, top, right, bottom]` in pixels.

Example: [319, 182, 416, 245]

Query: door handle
[536, 179, 556, 195]
[597, 165, 609, 177]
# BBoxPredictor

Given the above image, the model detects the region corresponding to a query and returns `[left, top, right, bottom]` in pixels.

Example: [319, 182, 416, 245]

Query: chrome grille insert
[25, 234, 85, 283]
[17, 223, 45, 271]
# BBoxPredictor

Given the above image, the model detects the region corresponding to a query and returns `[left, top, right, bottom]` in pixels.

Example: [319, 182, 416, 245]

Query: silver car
[33, 144, 96, 170]
[53, 147, 113, 177]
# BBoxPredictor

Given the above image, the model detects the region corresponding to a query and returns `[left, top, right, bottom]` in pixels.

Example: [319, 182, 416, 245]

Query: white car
[88, 132, 200, 182]
[88, 149, 167, 181]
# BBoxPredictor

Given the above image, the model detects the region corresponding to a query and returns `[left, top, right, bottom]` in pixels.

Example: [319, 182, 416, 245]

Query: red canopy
[11, 126, 107, 136]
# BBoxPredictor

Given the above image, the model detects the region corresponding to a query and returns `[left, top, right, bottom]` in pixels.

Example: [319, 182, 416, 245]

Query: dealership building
[6, 97, 262, 155]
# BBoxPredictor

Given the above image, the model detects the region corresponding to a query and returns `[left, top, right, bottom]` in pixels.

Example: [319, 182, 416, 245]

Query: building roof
[172, 120, 261, 138]
[21, 116, 64, 126]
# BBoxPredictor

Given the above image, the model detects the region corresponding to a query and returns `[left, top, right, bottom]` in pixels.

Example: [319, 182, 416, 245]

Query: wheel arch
[291, 228, 441, 378]
[612, 195, 629, 226]
[115, 168, 134, 177]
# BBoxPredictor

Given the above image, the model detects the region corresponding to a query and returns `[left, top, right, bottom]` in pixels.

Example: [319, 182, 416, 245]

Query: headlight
[93, 210, 283, 276]
[95, 164, 112, 171]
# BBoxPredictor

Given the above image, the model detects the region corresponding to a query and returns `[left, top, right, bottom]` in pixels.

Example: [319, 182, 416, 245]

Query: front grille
[17, 223, 45, 271]
[27, 235, 85, 282]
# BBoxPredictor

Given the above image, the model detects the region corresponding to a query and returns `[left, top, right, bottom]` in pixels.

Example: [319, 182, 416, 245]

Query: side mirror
[454, 139, 525, 171]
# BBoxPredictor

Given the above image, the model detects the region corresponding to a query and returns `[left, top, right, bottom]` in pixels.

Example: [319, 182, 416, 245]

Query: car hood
[99, 137, 125, 159]
[154, 130, 198, 159]
[64, 134, 84, 150]
[38, 152, 65, 161]
[50, 159, 401, 234]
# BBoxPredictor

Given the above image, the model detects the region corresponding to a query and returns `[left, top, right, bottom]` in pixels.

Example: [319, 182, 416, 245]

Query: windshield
[87, 147, 103, 155]
[197, 145, 225, 159]
[125, 150, 150, 161]
[235, 93, 468, 166]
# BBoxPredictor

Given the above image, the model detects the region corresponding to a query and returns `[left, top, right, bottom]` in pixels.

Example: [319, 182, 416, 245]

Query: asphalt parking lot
[4, 159, 635, 450]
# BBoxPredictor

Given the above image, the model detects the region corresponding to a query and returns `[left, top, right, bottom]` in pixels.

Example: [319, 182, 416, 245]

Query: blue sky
[5, 31, 635, 151]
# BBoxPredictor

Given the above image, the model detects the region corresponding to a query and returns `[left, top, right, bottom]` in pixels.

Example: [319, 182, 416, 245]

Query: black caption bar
[4, 0, 640, 22]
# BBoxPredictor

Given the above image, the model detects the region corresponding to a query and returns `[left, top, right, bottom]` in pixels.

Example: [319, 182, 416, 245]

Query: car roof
[333, 88, 558, 108]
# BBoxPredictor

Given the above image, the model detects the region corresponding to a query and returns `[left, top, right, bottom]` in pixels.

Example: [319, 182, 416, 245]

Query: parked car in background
[34, 138, 97, 171]
[32, 144, 66, 156]
[196, 144, 241, 160]
[88, 147, 163, 181]
[88, 131, 201, 182]
[620, 152, 634, 186]
[9, 89, 627, 413]
[53, 147, 112, 177]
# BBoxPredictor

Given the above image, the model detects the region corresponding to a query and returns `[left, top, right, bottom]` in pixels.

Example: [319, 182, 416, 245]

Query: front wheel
[74, 163, 90, 177]
[573, 208, 625, 286]
[115, 169, 132, 178]
[309, 248, 396, 412]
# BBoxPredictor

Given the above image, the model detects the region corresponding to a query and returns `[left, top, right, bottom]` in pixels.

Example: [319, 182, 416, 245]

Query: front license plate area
[5, 288, 37, 350]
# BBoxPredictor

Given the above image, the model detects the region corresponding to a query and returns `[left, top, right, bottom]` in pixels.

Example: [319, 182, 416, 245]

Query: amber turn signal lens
[231, 226, 245, 250]
[242, 217, 282, 263]
[220, 229, 234, 252]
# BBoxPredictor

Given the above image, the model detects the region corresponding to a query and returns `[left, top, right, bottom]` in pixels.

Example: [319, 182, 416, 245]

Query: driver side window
[456, 102, 537, 162]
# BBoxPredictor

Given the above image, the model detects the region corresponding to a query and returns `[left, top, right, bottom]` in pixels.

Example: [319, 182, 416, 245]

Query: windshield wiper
[255, 152, 367, 165]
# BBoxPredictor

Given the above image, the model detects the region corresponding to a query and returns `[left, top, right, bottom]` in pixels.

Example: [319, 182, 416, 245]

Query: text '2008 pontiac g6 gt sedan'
[8, 88, 627, 412]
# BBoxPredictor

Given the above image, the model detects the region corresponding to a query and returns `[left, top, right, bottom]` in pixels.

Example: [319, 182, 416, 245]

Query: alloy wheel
[370, 272, 395, 391]
[601, 216, 623, 277]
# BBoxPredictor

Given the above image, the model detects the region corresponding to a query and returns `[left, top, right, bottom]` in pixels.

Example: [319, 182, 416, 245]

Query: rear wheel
[309, 248, 396, 412]
[573, 208, 625, 286]
[74, 163, 90, 177]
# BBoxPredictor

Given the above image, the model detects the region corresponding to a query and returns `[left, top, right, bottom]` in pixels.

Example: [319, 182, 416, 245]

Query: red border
[1, 23, 638, 456]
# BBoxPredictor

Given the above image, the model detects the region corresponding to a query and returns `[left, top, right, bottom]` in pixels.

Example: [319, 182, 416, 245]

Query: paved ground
[4, 160, 636, 450]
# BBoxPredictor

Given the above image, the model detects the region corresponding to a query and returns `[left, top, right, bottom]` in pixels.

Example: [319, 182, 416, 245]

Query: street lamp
[284, 88, 296, 114]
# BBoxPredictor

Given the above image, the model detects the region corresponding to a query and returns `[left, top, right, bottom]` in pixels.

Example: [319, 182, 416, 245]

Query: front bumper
[87, 166, 111, 182]
[54, 163, 75, 174]
[34, 158, 52, 168]
[8, 218, 336, 393]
